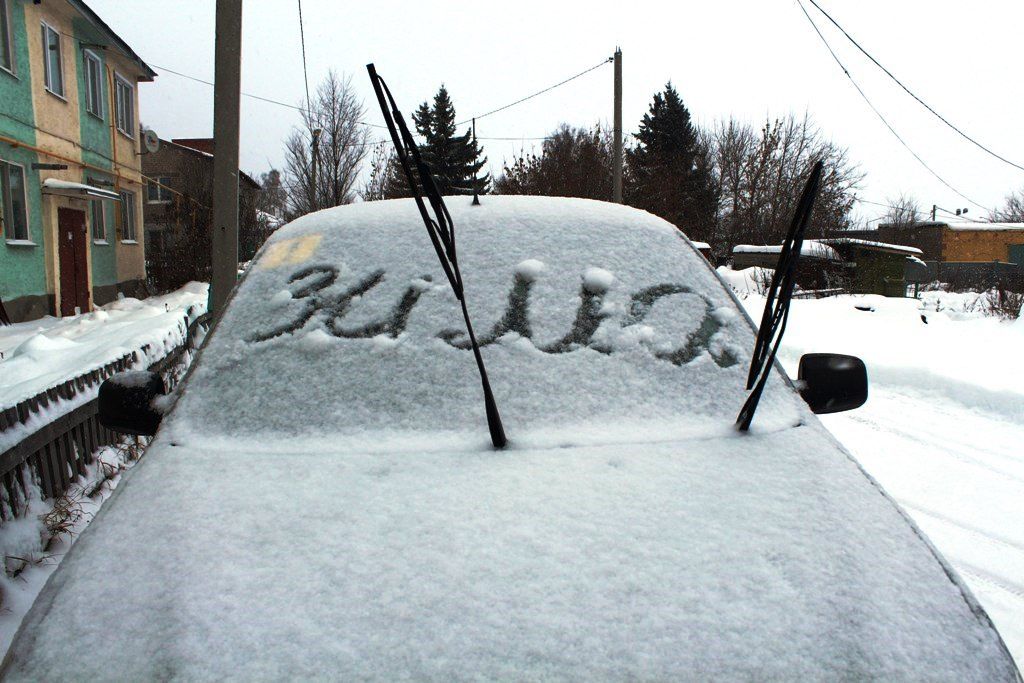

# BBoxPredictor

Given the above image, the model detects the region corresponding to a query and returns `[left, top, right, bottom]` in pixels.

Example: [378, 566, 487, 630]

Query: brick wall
[941, 229, 1024, 262]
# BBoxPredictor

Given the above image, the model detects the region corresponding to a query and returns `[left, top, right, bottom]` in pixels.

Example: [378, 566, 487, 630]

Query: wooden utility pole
[310, 128, 322, 212]
[612, 48, 623, 204]
[210, 0, 243, 316]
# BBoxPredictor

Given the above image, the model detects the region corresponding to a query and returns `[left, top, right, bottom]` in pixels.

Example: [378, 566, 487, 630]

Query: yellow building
[1, 0, 155, 321]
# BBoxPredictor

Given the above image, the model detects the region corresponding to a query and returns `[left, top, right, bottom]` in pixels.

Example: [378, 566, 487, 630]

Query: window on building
[1, 160, 29, 242]
[114, 74, 134, 136]
[147, 176, 172, 203]
[1, 0, 14, 74]
[84, 50, 103, 118]
[41, 22, 63, 97]
[119, 190, 136, 242]
[91, 199, 106, 242]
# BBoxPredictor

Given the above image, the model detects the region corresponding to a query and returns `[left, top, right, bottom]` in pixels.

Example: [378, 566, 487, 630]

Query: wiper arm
[367, 64, 508, 449]
[736, 160, 823, 432]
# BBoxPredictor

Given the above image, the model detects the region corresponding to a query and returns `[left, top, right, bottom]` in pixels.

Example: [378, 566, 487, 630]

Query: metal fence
[0, 311, 210, 521]
[923, 261, 1024, 291]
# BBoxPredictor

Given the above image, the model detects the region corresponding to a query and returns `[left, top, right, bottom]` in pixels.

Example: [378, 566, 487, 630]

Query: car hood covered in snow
[4, 197, 1019, 680]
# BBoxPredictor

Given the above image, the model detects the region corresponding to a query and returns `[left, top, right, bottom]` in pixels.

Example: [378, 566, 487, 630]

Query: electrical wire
[796, 0, 991, 214]
[297, 0, 312, 116]
[806, 0, 1024, 174]
[455, 57, 613, 126]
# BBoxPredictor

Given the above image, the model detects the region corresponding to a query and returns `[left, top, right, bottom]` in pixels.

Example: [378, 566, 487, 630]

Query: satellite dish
[143, 128, 160, 154]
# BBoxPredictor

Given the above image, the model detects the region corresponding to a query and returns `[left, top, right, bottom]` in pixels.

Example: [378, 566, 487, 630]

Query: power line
[455, 57, 613, 126]
[796, 0, 991, 214]
[806, 0, 1024, 174]
[297, 0, 312, 116]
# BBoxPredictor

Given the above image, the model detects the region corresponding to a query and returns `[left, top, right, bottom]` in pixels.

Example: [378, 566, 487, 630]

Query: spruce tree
[384, 86, 489, 198]
[626, 83, 719, 241]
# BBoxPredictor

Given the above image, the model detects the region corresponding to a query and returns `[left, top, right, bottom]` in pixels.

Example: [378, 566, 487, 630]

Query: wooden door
[58, 208, 90, 317]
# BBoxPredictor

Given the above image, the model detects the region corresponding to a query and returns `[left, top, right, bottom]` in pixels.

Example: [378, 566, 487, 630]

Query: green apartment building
[1, 0, 155, 322]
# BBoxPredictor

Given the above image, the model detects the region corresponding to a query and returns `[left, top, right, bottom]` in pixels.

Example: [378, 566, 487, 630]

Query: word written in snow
[250, 265, 737, 368]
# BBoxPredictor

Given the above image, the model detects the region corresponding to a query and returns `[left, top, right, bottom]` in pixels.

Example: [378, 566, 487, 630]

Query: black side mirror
[98, 371, 166, 436]
[798, 353, 868, 414]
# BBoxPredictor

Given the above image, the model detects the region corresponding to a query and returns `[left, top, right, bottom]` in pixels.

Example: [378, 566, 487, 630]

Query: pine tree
[383, 85, 489, 198]
[626, 83, 719, 241]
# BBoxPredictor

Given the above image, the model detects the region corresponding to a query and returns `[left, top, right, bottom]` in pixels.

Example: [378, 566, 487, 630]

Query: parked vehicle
[4, 196, 1018, 680]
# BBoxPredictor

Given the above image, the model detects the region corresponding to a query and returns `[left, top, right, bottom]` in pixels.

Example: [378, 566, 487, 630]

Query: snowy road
[819, 386, 1024, 664]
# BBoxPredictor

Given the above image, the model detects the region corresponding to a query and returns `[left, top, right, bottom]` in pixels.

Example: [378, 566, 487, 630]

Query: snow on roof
[733, 240, 841, 261]
[40, 178, 120, 201]
[690, 240, 711, 250]
[6, 197, 1018, 680]
[819, 237, 923, 256]
[944, 221, 1024, 231]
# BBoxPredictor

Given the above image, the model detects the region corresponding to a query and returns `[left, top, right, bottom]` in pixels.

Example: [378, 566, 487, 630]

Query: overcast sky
[90, 0, 1024, 224]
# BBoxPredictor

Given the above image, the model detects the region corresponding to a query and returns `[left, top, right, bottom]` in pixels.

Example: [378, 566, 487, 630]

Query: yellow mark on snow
[261, 234, 323, 268]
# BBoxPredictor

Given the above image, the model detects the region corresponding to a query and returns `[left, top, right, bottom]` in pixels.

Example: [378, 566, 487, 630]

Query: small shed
[818, 238, 923, 296]
[690, 240, 713, 262]
[731, 241, 844, 291]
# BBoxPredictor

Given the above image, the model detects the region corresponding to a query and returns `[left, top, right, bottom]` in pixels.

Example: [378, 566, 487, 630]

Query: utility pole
[471, 118, 481, 206]
[612, 48, 623, 204]
[210, 0, 242, 316]
[310, 128, 322, 212]
[931, 204, 937, 221]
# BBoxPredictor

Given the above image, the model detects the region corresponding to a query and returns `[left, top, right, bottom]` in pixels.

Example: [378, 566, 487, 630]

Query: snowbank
[0, 283, 208, 411]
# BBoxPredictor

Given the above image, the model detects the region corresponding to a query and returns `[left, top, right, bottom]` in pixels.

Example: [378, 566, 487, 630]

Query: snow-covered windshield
[170, 196, 803, 447]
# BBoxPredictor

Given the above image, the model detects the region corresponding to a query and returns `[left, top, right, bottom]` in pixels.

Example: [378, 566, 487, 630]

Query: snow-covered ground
[0, 282, 208, 411]
[724, 268, 1024, 665]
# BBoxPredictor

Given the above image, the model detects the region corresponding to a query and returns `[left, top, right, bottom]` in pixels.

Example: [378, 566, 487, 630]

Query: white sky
[90, 0, 1024, 224]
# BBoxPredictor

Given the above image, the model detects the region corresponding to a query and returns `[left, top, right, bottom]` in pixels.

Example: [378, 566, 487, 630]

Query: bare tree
[284, 71, 371, 217]
[991, 189, 1024, 222]
[494, 124, 614, 199]
[714, 113, 863, 250]
[883, 192, 922, 228]
[360, 142, 395, 202]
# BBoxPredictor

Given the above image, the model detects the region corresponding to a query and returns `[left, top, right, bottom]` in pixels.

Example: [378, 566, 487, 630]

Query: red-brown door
[58, 208, 90, 317]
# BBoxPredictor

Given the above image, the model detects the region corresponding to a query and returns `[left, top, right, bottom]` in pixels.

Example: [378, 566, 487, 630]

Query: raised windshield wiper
[366, 64, 508, 449]
[736, 160, 824, 432]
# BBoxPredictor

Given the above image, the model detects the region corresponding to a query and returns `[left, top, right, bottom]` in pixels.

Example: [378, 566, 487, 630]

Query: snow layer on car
[168, 196, 800, 450]
[5, 427, 1018, 680]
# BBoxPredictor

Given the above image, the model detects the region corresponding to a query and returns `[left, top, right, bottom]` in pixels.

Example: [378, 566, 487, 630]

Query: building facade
[1, 0, 155, 322]
[852, 221, 1024, 264]
[142, 137, 262, 293]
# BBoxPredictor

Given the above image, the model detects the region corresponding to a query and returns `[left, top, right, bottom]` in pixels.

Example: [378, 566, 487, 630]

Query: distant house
[849, 221, 1024, 265]
[1, 0, 155, 322]
[732, 238, 924, 296]
[141, 137, 261, 292]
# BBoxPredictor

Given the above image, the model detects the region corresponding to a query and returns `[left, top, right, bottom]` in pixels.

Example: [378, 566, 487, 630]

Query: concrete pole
[612, 48, 623, 204]
[210, 0, 242, 316]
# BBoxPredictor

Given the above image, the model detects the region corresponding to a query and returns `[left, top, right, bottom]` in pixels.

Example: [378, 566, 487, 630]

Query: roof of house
[732, 240, 841, 261]
[878, 220, 1024, 232]
[818, 238, 923, 256]
[71, 1, 157, 81]
[161, 139, 260, 189]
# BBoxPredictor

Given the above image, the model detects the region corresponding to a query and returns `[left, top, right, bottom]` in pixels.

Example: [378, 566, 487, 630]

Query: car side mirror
[798, 353, 868, 414]
[98, 371, 166, 436]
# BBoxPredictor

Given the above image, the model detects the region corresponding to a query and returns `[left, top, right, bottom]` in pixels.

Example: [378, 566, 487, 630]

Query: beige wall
[22, 1, 149, 310]
[942, 229, 1024, 262]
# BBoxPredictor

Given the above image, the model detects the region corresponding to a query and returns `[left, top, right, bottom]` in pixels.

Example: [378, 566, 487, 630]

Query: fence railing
[0, 311, 211, 521]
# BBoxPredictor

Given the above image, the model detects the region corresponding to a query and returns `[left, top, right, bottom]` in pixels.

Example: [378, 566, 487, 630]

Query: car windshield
[169, 196, 804, 450]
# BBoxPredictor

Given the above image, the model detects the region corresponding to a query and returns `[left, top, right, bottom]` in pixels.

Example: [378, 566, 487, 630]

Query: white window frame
[147, 176, 172, 204]
[90, 198, 106, 243]
[119, 189, 137, 242]
[40, 21, 64, 98]
[83, 49, 103, 118]
[1, 0, 15, 76]
[1, 160, 31, 243]
[114, 72, 134, 138]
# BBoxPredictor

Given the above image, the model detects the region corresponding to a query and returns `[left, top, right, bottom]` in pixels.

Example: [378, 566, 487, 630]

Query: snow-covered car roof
[4, 197, 1018, 681]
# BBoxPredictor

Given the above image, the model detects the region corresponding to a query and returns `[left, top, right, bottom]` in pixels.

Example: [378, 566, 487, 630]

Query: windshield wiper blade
[736, 160, 824, 432]
[366, 64, 507, 449]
